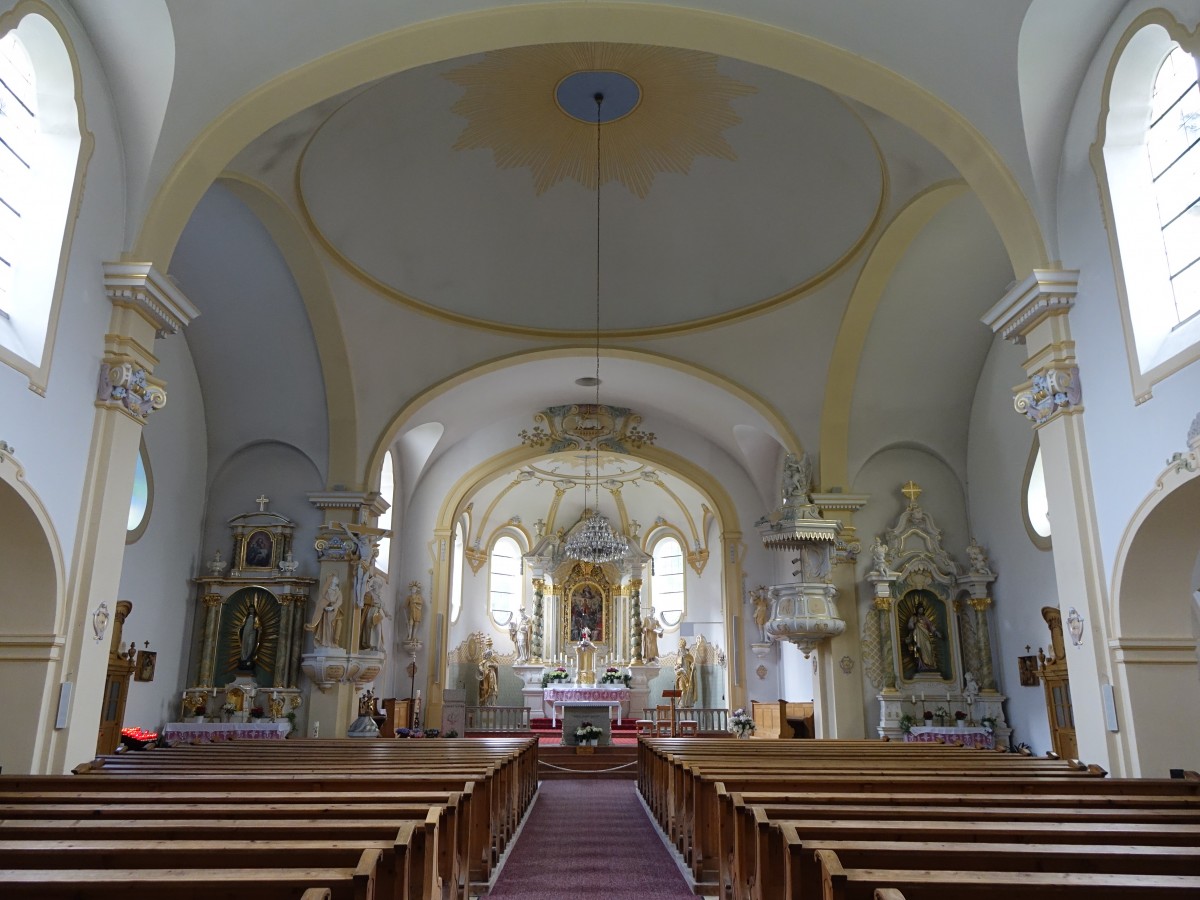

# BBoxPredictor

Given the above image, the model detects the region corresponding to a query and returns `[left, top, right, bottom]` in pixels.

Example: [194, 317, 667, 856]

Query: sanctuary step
[537, 744, 637, 780]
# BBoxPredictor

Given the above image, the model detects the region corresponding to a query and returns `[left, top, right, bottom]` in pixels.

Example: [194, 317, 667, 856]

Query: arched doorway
[1110, 454, 1200, 777]
[0, 450, 65, 774]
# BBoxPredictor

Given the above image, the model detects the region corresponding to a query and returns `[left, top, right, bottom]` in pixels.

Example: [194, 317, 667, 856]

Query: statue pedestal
[513, 664, 546, 715]
[627, 664, 661, 720]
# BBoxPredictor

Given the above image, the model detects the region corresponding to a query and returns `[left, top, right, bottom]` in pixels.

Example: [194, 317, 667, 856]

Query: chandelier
[564, 91, 629, 566]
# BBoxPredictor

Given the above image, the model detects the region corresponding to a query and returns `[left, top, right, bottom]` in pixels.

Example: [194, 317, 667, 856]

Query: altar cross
[901, 481, 922, 504]
[255, 494, 270, 512]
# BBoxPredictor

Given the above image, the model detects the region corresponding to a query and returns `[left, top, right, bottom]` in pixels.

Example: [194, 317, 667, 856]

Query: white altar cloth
[905, 725, 993, 749]
[163, 721, 291, 743]
[544, 686, 628, 727]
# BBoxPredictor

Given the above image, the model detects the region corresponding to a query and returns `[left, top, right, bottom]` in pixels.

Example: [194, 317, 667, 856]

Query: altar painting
[895, 588, 952, 681]
[216, 587, 281, 686]
[568, 583, 605, 642]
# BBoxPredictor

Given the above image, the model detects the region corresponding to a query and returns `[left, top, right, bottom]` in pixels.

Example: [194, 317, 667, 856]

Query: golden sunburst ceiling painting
[444, 43, 756, 198]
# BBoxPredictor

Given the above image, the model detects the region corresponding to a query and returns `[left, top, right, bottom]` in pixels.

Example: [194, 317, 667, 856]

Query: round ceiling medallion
[555, 71, 641, 123]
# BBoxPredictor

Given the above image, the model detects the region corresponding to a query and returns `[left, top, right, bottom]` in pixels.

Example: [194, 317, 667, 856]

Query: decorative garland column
[531, 578, 545, 662]
[629, 578, 643, 665]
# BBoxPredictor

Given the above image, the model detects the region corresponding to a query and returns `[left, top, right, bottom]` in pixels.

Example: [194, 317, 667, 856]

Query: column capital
[982, 269, 1078, 345]
[1013, 363, 1083, 425]
[96, 360, 167, 421]
[103, 261, 200, 338]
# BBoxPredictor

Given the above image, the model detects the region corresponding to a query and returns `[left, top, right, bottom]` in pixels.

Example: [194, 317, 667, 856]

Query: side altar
[181, 499, 315, 722]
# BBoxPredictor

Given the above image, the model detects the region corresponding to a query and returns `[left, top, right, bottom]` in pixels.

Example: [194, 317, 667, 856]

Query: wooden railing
[466, 705, 531, 732]
[645, 706, 730, 734]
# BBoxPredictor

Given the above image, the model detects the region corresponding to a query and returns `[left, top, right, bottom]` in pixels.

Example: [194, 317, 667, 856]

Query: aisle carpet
[488, 780, 694, 899]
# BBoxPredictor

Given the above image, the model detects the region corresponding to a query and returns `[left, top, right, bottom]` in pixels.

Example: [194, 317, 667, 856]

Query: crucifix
[255, 494, 270, 512]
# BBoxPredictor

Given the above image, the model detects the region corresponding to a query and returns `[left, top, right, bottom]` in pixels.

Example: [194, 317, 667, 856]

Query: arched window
[650, 533, 686, 628]
[375, 450, 394, 573]
[1147, 45, 1200, 325]
[449, 521, 465, 624]
[488, 534, 522, 627]
[1098, 20, 1200, 400]
[1022, 440, 1051, 550]
[0, 9, 88, 389]
[125, 440, 152, 543]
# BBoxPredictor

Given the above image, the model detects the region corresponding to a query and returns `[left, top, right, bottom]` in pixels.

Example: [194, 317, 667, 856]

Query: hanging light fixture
[564, 91, 629, 566]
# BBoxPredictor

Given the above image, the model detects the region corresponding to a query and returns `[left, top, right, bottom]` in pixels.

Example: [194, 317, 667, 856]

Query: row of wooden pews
[637, 737, 1200, 900]
[0, 736, 538, 900]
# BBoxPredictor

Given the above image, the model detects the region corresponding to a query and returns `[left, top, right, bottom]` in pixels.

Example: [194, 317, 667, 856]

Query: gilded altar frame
[559, 562, 614, 645]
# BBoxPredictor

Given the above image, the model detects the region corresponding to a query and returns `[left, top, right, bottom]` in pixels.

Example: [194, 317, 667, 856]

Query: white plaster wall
[117, 335, 207, 731]
[967, 335, 1058, 755]
[0, 0, 128, 591]
[1059, 0, 1200, 569]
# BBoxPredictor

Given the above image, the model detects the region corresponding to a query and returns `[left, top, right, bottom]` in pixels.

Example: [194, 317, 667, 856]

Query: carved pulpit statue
[576, 626, 597, 685]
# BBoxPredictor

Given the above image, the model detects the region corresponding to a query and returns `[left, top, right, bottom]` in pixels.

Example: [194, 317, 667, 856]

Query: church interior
[2, 0, 1200, 812]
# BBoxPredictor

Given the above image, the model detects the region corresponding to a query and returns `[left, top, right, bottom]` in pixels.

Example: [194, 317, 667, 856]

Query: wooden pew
[0, 846, 382, 900]
[814, 847, 1200, 899]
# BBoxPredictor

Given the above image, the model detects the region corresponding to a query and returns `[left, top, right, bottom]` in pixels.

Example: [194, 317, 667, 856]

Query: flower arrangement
[250, 706, 264, 719]
[600, 666, 632, 687]
[575, 721, 602, 742]
[954, 710, 967, 722]
[980, 715, 997, 733]
[898, 713, 916, 734]
[540, 667, 570, 688]
[729, 708, 755, 737]
[934, 705, 949, 719]
[221, 702, 237, 717]
[922, 710, 934, 721]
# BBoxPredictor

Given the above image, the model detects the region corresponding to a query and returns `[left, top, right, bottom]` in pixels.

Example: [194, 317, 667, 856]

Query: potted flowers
[955, 710, 968, 727]
[600, 666, 632, 687]
[922, 710, 934, 724]
[980, 715, 997, 734]
[729, 708, 755, 739]
[898, 713, 916, 734]
[934, 705, 949, 727]
[575, 721, 602, 746]
[540, 667, 570, 688]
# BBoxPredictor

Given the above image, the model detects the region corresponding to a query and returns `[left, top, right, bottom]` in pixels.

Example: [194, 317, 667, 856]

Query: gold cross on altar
[900, 481, 922, 504]
[255, 494, 270, 512]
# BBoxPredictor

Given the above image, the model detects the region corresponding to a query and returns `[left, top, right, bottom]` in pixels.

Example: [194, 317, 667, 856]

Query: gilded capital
[1013, 364, 1082, 424]
[872, 596, 892, 611]
[969, 596, 993, 612]
[202, 593, 224, 608]
[96, 360, 167, 421]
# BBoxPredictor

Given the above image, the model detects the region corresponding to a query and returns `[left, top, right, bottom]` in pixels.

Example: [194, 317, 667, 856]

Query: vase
[736, 730, 752, 740]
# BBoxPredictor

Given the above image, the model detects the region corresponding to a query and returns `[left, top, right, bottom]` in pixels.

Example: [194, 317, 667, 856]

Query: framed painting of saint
[568, 583, 605, 643]
[242, 529, 275, 568]
[895, 588, 953, 681]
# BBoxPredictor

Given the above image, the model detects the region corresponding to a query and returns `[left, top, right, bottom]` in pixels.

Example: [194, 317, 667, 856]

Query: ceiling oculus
[444, 43, 755, 198]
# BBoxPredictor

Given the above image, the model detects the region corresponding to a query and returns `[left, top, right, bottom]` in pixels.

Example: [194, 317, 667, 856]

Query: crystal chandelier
[564, 92, 628, 566]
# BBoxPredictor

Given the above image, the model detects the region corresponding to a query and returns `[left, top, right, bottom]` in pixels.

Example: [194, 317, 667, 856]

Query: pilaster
[52, 264, 198, 772]
[983, 268, 1115, 771]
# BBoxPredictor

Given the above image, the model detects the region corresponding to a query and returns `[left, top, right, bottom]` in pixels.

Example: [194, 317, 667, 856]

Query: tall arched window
[449, 521, 465, 624]
[650, 533, 686, 628]
[488, 534, 522, 627]
[1147, 45, 1200, 325]
[0, 9, 88, 389]
[375, 450, 394, 573]
[1098, 18, 1200, 400]
[1022, 441, 1051, 550]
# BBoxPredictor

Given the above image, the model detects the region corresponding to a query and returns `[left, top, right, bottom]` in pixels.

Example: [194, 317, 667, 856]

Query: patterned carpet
[488, 780, 695, 899]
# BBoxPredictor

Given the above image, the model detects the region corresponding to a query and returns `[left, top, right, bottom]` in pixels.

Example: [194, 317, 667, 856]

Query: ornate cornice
[103, 261, 200, 337]
[519, 404, 655, 453]
[982, 269, 1078, 345]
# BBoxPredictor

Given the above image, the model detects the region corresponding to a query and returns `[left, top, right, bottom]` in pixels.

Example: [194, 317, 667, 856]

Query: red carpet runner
[488, 780, 694, 899]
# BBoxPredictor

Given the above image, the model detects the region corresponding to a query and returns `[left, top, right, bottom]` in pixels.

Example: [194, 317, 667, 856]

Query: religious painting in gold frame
[241, 529, 276, 569]
[559, 562, 614, 645]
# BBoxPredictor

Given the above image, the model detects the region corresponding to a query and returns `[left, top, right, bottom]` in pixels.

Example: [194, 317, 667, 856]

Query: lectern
[661, 688, 682, 737]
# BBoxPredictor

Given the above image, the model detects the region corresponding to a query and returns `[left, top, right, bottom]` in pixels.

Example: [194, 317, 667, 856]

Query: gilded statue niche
[559, 561, 614, 645]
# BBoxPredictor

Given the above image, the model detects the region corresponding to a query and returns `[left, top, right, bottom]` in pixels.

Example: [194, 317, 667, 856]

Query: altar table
[905, 725, 993, 749]
[544, 686, 628, 727]
[162, 721, 291, 743]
